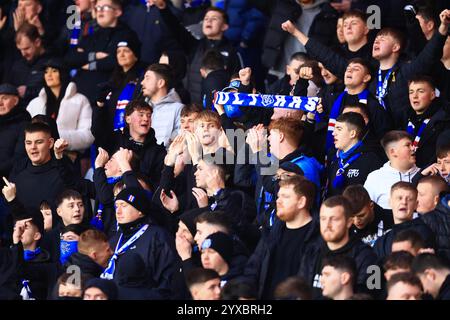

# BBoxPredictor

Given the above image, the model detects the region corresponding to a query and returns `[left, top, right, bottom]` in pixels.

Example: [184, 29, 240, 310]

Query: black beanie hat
[84, 278, 118, 300]
[201, 232, 233, 266]
[15, 208, 45, 235]
[117, 35, 141, 60]
[179, 209, 203, 237]
[115, 187, 150, 215]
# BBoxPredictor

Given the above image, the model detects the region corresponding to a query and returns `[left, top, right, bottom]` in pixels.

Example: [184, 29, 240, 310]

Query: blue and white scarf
[213, 92, 320, 118]
[332, 140, 363, 189]
[326, 89, 368, 155]
[69, 14, 94, 78]
[100, 224, 149, 280]
[376, 67, 395, 110]
[407, 118, 430, 152]
[20, 280, 35, 300]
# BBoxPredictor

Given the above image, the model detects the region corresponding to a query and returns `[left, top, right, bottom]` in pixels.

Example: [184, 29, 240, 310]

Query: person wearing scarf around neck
[12, 210, 53, 300]
[402, 75, 450, 169]
[101, 187, 177, 299]
[94, 35, 145, 150]
[326, 112, 382, 197]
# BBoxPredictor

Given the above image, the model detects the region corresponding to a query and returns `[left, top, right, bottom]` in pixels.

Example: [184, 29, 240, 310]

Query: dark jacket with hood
[373, 217, 435, 260]
[158, 6, 242, 104]
[261, 0, 338, 69]
[0, 106, 30, 178]
[300, 234, 378, 298]
[327, 141, 383, 197]
[421, 193, 450, 263]
[63, 252, 104, 280]
[400, 98, 450, 168]
[109, 217, 177, 299]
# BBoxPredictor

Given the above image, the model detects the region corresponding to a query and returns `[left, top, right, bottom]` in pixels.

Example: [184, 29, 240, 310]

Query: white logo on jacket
[347, 169, 360, 178]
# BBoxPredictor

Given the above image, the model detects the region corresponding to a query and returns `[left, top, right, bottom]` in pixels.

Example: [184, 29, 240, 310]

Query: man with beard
[300, 195, 378, 298]
[241, 175, 320, 299]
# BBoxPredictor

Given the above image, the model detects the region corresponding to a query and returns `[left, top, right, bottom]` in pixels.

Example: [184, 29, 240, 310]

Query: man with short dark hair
[200, 49, 229, 110]
[327, 112, 382, 196]
[412, 253, 450, 300]
[373, 182, 434, 260]
[320, 255, 356, 300]
[384, 251, 415, 282]
[386, 272, 423, 300]
[92, 99, 166, 186]
[8, 122, 67, 211]
[185, 267, 221, 300]
[8, 23, 50, 106]
[141, 63, 184, 147]
[392, 230, 427, 256]
[301, 195, 378, 298]
[342, 184, 393, 247]
[402, 75, 450, 168]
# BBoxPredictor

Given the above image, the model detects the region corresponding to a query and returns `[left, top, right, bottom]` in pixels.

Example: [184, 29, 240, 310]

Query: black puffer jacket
[421, 194, 450, 263]
[0, 106, 30, 177]
[373, 217, 435, 261]
[261, 0, 338, 69]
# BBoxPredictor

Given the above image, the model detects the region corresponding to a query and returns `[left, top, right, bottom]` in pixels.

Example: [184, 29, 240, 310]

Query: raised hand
[2, 177, 16, 202]
[166, 134, 186, 166]
[13, 218, 32, 245]
[54, 138, 69, 160]
[185, 132, 202, 165]
[160, 189, 179, 213]
[239, 67, 252, 85]
[192, 187, 209, 208]
[152, 0, 167, 9]
[175, 232, 192, 261]
[114, 148, 133, 173]
[94, 147, 110, 168]
[13, 8, 25, 31]
[0, 9, 7, 30]
[438, 9, 450, 35]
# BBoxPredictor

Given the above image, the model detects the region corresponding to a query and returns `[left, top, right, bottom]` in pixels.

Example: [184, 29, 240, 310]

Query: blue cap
[0, 84, 18, 96]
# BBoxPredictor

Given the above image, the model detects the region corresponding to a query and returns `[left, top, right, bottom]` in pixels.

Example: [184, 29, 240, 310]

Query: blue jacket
[217, 0, 267, 46]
